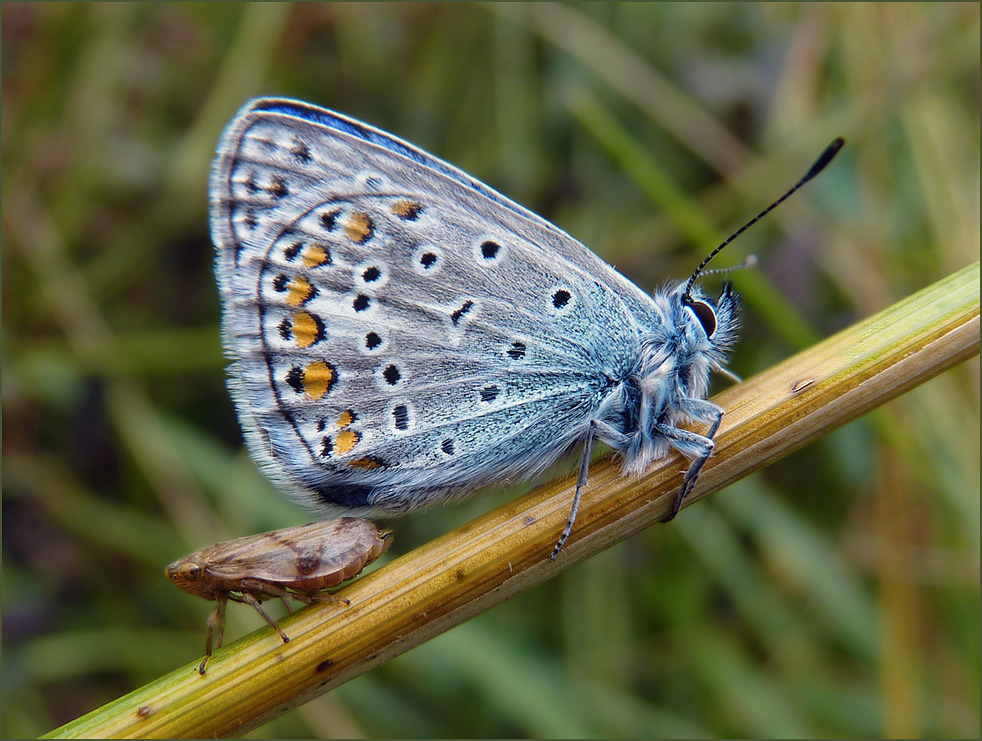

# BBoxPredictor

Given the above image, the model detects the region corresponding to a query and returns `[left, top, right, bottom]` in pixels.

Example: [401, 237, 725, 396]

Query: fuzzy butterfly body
[211, 97, 841, 555]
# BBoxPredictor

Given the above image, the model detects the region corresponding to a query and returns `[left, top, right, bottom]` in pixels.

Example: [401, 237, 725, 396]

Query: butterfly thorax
[595, 281, 740, 476]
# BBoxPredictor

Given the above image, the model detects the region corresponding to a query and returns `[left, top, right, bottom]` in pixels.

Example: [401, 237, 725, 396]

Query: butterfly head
[667, 280, 741, 386]
[680, 281, 740, 365]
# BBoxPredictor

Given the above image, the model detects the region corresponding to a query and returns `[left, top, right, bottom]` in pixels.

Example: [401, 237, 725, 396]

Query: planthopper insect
[167, 517, 391, 674]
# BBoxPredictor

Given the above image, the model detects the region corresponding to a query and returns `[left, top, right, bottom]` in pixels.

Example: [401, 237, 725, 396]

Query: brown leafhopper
[167, 517, 391, 674]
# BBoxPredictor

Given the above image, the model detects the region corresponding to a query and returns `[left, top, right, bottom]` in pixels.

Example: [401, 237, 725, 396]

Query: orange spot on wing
[286, 276, 314, 307]
[303, 244, 331, 268]
[334, 429, 360, 455]
[350, 456, 384, 470]
[345, 213, 374, 244]
[391, 199, 423, 219]
[303, 361, 336, 400]
[291, 312, 322, 348]
[337, 410, 354, 428]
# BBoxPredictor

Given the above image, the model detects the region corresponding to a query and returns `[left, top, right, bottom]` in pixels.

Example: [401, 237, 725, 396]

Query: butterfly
[210, 97, 843, 558]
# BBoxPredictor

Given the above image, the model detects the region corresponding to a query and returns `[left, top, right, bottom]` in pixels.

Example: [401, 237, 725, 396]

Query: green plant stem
[45, 262, 979, 739]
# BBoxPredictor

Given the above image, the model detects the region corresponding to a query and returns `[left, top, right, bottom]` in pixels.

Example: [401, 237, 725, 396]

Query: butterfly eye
[688, 300, 717, 338]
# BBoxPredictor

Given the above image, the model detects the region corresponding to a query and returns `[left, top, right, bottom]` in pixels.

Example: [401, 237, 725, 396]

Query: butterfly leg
[551, 420, 597, 560]
[655, 405, 723, 522]
[200, 591, 228, 675]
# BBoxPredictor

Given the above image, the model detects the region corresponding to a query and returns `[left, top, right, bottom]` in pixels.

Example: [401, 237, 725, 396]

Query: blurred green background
[3, 3, 978, 738]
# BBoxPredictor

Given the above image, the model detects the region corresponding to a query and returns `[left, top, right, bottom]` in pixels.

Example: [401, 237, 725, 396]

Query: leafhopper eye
[180, 563, 201, 581]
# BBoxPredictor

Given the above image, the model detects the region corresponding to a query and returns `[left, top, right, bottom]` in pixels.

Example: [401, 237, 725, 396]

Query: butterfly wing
[210, 98, 659, 516]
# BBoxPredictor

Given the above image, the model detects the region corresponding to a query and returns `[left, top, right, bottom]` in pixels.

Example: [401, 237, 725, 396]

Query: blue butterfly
[210, 97, 842, 557]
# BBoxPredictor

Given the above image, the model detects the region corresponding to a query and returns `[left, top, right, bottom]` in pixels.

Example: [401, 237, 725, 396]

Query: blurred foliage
[2, 3, 979, 738]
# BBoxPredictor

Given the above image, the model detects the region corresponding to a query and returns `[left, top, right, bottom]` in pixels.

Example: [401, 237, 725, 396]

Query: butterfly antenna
[698, 253, 758, 278]
[682, 137, 845, 302]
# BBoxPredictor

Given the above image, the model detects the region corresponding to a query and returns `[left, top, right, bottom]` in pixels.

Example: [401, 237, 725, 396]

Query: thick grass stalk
[45, 262, 979, 739]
